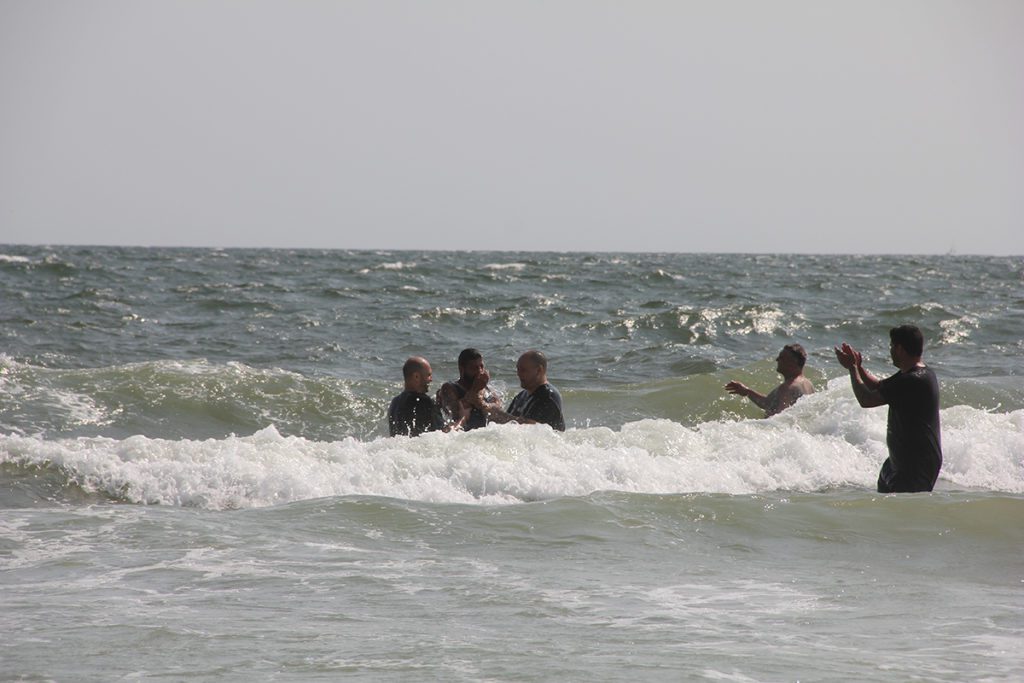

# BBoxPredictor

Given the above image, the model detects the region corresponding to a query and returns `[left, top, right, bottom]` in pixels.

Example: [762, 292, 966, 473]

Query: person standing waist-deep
[834, 325, 942, 493]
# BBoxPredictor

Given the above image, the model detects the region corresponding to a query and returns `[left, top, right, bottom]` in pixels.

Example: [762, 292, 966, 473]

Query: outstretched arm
[834, 343, 886, 408]
[481, 405, 532, 425]
[724, 381, 771, 411]
[465, 372, 534, 426]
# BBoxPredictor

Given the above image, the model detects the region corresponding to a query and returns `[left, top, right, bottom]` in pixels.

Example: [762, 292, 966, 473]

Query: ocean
[2, 246, 1022, 681]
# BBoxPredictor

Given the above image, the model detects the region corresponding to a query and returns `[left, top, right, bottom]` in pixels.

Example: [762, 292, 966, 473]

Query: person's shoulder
[897, 365, 935, 383]
[397, 390, 434, 406]
[882, 369, 903, 383]
[508, 388, 528, 404]
[411, 391, 435, 404]
[878, 370, 901, 391]
[911, 365, 940, 389]
[537, 383, 562, 400]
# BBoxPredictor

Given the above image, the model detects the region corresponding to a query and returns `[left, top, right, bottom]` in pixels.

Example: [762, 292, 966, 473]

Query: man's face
[516, 356, 541, 389]
[776, 349, 799, 375]
[890, 342, 902, 367]
[460, 358, 485, 383]
[415, 363, 433, 393]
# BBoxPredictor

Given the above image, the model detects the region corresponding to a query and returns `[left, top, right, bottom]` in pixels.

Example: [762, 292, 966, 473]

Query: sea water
[1, 247, 1022, 681]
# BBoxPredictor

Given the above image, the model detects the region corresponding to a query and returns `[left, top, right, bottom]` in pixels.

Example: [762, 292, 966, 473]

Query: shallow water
[4, 493, 1022, 681]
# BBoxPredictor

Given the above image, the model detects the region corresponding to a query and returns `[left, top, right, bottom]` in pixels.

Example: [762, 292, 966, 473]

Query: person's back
[834, 324, 943, 493]
[878, 364, 942, 492]
[762, 375, 815, 417]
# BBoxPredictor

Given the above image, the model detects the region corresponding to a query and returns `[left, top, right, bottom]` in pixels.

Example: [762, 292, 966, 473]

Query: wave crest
[3, 399, 1021, 509]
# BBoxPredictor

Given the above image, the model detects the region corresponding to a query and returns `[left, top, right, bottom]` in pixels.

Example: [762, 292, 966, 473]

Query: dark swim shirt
[388, 390, 444, 437]
[877, 365, 942, 492]
[507, 383, 565, 431]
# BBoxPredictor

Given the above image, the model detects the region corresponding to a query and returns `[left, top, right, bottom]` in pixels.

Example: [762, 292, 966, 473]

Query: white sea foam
[2, 387, 1020, 509]
[0, 254, 31, 263]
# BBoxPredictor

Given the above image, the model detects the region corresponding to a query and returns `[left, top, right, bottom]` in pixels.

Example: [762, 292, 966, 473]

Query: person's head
[516, 350, 548, 392]
[402, 356, 433, 393]
[457, 348, 485, 384]
[889, 325, 924, 365]
[776, 343, 807, 378]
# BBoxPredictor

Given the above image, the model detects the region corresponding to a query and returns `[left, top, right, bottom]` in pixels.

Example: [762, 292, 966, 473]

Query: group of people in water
[388, 324, 942, 494]
[388, 348, 565, 439]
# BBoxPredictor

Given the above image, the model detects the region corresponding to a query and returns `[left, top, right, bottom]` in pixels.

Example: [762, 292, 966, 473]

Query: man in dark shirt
[388, 356, 449, 437]
[834, 325, 942, 492]
[436, 348, 502, 431]
[473, 350, 565, 431]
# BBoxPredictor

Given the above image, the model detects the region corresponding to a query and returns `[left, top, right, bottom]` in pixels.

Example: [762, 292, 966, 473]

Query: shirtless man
[436, 348, 502, 431]
[725, 344, 815, 417]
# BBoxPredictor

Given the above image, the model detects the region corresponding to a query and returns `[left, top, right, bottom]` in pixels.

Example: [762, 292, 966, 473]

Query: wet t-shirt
[507, 383, 565, 431]
[877, 366, 942, 492]
[388, 390, 444, 437]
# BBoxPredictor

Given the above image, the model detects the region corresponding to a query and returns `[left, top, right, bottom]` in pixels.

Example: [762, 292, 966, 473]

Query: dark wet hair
[890, 325, 924, 357]
[783, 343, 807, 368]
[402, 357, 428, 380]
[458, 348, 483, 367]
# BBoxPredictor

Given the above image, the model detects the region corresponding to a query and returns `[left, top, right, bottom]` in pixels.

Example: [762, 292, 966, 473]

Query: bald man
[472, 350, 565, 431]
[388, 356, 448, 437]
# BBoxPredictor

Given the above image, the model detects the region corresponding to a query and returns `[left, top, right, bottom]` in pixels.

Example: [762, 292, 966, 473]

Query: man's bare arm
[724, 381, 770, 410]
[834, 343, 887, 408]
[466, 388, 533, 426]
[855, 363, 882, 391]
[481, 405, 527, 425]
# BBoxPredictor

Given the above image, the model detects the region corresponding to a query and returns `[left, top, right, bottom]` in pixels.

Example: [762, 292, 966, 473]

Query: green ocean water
[2, 246, 1023, 680]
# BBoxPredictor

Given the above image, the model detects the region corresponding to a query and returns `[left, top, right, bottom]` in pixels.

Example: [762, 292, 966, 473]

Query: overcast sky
[2, 1, 1021, 254]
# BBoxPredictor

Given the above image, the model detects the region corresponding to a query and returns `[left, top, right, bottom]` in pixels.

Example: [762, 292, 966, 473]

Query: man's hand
[471, 369, 490, 393]
[464, 387, 487, 411]
[724, 381, 750, 397]
[834, 343, 861, 370]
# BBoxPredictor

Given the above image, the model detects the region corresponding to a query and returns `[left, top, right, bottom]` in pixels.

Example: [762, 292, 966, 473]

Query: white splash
[3, 386, 1020, 510]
